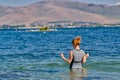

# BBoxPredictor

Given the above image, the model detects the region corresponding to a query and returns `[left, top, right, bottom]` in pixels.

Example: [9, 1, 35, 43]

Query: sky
[0, 0, 120, 7]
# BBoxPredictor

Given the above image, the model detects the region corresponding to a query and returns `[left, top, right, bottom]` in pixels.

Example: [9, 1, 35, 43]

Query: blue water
[0, 27, 120, 80]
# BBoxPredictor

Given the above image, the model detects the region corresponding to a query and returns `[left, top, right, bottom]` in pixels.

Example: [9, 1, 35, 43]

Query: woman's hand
[60, 50, 73, 64]
[60, 53, 64, 58]
[82, 53, 89, 63]
[85, 53, 89, 58]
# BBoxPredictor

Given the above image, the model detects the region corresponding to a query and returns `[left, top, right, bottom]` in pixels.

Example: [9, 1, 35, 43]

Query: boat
[39, 27, 49, 31]
[28, 27, 57, 32]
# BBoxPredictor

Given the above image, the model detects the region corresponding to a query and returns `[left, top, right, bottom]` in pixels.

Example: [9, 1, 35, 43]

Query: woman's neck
[74, 45, 80, 50]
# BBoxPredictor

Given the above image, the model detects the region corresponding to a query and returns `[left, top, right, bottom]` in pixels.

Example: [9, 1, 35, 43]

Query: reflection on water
[70, 68, 87, 80]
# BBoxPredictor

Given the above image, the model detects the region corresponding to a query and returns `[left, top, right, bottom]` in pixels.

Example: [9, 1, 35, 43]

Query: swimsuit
[70, 49, 85, 69]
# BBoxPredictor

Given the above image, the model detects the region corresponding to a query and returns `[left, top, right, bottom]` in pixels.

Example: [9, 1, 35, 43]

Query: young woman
[60, 36, 89, 69]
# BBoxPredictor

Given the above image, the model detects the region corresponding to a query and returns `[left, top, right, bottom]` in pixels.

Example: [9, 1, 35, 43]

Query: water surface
[0, 27, 120, 80]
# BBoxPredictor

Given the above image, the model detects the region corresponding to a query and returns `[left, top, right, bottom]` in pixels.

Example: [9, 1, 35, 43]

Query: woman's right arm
[82, 53, 89, 63]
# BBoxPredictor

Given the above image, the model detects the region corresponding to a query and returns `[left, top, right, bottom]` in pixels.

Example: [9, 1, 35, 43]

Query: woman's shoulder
[80, 49, 85, 55]
[80, 49, 85, 52]
[70, 50, 74, 53]
[69, 50, 74, 54]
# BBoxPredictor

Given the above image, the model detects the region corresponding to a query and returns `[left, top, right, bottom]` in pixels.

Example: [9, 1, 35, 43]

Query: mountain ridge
[0, 0, 120, 25]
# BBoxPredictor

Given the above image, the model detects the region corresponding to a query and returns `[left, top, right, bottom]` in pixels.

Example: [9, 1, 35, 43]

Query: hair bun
[75, 36, 80, 40]
[72, 36, 81, 46]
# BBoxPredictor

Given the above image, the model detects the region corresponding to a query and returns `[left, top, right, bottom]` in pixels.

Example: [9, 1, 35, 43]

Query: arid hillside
[0, 0, 120, 25]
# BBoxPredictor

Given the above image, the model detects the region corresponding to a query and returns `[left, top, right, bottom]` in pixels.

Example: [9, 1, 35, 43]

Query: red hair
[72, 36, 81, 47]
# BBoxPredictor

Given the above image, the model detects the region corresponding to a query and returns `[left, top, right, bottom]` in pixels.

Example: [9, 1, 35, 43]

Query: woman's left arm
[60, 50, 73, 64]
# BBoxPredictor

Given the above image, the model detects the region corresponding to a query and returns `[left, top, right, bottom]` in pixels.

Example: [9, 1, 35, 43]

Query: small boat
[39, 27, 49, 31]
[28, 27, 57, 32]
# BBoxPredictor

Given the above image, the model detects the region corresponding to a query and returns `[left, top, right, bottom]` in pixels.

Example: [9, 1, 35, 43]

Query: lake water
[0, 27, 120, 80]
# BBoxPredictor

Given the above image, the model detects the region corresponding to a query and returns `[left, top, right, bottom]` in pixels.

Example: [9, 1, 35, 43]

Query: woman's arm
[82, 53, 89, 63]
[60, 50, 73, 64]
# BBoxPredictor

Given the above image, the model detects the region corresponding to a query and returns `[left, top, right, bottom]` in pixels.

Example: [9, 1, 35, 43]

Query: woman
[60, 36, 89, 69]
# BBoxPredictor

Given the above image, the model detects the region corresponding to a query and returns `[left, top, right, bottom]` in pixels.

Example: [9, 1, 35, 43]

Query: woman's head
[72, 36, 81, 47]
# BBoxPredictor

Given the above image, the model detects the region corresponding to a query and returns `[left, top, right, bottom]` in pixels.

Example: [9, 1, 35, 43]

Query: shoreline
[0, 25, 120, 29]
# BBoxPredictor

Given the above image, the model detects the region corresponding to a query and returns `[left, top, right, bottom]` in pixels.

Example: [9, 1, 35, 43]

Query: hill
[0, 0, 120, 26]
